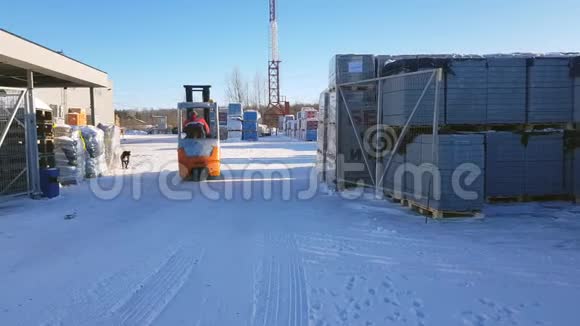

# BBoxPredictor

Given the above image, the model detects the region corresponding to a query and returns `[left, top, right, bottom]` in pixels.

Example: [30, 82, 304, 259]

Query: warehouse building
[0, 29, 113, 198]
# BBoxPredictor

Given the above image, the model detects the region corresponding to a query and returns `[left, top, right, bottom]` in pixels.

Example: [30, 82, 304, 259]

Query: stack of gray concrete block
[379, 55, 578, 127]
[486, 132, 566, 198]
[445, 59, 488, 125]
[329, 54, 376, 89]
[383, 134, 485, 212]
[381, 73, 444, 127]
[321, 54, 377, 188]
[486, 57, 527, 124]
[319, 53, 580, 215]
[527, 57, 573, 124]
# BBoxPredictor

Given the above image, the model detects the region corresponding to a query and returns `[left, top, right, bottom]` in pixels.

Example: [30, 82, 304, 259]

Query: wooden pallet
[384, 191, 404, 204]
[487, 194, 572, 204]
[439, 122, 576, 133]
[403, 199, 480, 219]
[341, 84, 376, 92]
[523, 122, 575, 132]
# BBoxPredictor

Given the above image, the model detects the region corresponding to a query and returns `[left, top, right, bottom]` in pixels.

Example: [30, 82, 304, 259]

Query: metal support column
[25, 71, 42, 198]
[89, 87, 96, 125]
[375, 79, 383, 198]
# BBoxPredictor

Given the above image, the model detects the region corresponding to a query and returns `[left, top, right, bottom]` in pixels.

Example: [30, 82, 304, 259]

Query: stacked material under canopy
[81, 126, 107, 178]
[54, 124, 85, 185]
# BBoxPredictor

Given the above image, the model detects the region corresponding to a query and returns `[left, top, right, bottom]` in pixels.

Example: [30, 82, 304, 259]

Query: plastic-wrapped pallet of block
[305, 129, 317, 142]
[242, 121, 258, 132]
[329, 54, 375, 89]
[97, 123, 121, 171]
[415, 134, 485, 212]
[242, 130, 258, 141]
[227, 118, 242, 131]
[81, 126, 107, 178]
[486, 56, 527, 124]
[228, 131, 242, 141]
[527, 57, 573, 124]
[228, 103, 243, 116]
[243, 110, 260, 122]
[445, 59, 488, 125]
[53, 124, 85, 185]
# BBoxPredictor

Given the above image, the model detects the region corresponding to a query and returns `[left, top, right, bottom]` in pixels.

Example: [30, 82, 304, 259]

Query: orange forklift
[177, 85, 221, 181]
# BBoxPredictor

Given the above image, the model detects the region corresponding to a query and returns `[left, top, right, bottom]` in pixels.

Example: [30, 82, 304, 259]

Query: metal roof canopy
[0, 29, 109, 88]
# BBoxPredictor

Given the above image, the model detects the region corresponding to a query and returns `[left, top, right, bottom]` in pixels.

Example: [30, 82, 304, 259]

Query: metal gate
[0, 88, 28, 196]
[335, 68, 443, 196]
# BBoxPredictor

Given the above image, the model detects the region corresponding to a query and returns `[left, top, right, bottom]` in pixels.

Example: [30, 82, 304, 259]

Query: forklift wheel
[191, 168, 209, 182]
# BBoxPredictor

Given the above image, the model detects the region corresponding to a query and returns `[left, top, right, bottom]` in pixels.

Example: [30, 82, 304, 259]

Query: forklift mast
[183, 85, 212, 121]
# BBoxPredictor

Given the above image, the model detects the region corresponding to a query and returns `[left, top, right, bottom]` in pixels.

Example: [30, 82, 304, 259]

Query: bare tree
[253, 72, 268, 113]
[225, 67, 247, 105]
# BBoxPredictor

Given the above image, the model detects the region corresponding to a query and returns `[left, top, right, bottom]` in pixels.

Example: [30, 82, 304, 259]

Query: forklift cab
[177, 85, 221, 179]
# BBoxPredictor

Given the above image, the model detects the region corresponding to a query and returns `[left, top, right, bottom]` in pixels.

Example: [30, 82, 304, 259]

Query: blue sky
[2, 0, 579, 108]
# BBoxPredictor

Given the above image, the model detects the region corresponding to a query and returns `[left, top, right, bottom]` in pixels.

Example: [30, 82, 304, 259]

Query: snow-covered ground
[1, 134, 579, 326]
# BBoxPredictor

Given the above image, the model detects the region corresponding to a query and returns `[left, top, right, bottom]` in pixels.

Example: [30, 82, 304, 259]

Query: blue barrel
[40, 168, 60, 198]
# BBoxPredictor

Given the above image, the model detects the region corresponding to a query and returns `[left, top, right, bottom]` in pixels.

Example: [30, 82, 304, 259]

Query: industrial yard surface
[1, 134, 579, 326]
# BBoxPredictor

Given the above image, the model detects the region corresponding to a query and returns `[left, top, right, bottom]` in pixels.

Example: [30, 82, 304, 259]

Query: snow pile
[81, 126, 107, 178]
[53, 124, 85, 185]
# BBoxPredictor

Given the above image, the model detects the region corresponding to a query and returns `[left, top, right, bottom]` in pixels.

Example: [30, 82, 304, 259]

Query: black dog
[121, 151, 131, 169]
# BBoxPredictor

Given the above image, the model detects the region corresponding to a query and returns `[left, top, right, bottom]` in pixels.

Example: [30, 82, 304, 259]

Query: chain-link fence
[0, 88, 28, 196]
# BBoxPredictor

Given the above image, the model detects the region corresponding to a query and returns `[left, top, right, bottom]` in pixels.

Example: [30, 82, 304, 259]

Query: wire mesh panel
[336, 81, 378, 188]
[316, 91, 329, 183]
[0, 88, 28, 196]
[378, 70, 441, 199]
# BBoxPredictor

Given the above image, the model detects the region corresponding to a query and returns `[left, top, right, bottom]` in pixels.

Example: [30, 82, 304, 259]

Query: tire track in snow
[41, 243, 200, 326]
[110, 246, 204, 326]
[253, 233, 309, 326]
